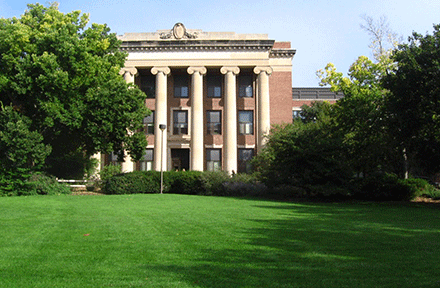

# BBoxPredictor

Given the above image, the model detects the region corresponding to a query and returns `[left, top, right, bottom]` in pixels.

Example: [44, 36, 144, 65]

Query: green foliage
[254, 105, 352, 191]
[24, 173, 71, 196]
[99, 165, 122, 183]
[199, 171, 231, 196]
[0, 105, 52, 196]
[102, 170, 268, 197]
[103, 171, 160, 195]
[0, 3, 148, 178]
[317, 56, 398, 176]
[166, 171, 204, 195]
[402, 178, 440, 199]
[383, 24, 440, 178]
[351, 173, 417, 201]
[0, 105, 51, 171]
[1, 171, 70, 196]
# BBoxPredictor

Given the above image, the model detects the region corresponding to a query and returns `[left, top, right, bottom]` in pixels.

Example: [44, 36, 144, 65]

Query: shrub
[103, 171, 160, 195]
[0, 169, 29, 196]
[99, 165, 122, 183]
[166, 171, 204, 195]
[24, 173, 71, 196]
[351, 173, 417, 201]
[222, 173, 267, 197]
[199, 171, 231, 196]
[265, 184, 308, 200]
[403, 178, 440, 200]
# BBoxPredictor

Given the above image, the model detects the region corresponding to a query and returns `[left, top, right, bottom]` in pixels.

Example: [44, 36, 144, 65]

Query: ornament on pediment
[160, 23, 198, 40]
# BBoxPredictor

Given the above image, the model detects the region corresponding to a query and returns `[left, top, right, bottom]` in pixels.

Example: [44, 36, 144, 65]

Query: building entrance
[171, 149, 190, 171]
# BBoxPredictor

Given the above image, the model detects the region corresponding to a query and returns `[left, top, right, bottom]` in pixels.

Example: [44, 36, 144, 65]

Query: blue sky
[1, 0, 439, 87]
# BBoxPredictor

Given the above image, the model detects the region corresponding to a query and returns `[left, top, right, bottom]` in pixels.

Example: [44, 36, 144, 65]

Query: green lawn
[0, 194, 439, 288]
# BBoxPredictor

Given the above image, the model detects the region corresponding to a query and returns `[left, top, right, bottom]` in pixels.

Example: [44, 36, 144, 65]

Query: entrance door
[171, 149, 190, 171]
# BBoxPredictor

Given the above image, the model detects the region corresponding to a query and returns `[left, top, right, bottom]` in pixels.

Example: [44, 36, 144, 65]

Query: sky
[1, 0, 439, 87]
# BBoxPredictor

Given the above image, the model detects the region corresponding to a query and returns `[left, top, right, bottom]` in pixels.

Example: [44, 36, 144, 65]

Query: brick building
[102, 23, 340, 174]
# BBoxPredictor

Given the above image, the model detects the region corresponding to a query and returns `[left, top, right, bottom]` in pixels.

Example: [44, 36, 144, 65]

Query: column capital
[151, 66, 171, 75]
[220, 66, 240, 75]
[119, 67, 138, 77]
[187, 66, 207, 75]
[253, 66, 273, 75]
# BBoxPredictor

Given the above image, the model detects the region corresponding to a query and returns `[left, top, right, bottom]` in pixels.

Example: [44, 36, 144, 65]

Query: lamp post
[159, 124, 167, 194]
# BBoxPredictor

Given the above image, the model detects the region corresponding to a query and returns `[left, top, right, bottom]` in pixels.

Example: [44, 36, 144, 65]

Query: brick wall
[270, 71, 293, 125]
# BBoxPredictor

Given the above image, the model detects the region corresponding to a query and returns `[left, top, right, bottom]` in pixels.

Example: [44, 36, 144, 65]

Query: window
[111, 151, 119, 162]
[109, 151, 121, 166]
[174, 75, 189, 98]
[238, 149, 254, 173]
[239, 75, 253, 97]
[140, 149, 153, 171]
[292, 109, 303, 122]
[206, 149, 221, 171]
[207, 75, 222, 98]
[143, 111, 154, 134]
[238, 111, 253, 135]
[207, 111, 221, 135]
[173, 110, 188, 135]
[138, 74, 155, 98]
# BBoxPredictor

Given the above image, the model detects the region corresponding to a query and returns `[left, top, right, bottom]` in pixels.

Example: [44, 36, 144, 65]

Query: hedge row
[1, 172, 71, 197]
[102, 170, 266, 197]
[102, 170, 436, 201]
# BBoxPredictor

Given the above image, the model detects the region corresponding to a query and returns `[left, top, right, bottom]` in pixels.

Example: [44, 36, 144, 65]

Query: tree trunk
[402, 147, 409, 179]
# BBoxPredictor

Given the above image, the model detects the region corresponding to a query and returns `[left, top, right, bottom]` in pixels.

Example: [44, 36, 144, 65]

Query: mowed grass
[1, 194, 439, 288]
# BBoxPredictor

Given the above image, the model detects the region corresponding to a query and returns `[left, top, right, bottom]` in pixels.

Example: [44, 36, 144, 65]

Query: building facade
[104, 24, 340, 174]
[104, 23, 296, 174]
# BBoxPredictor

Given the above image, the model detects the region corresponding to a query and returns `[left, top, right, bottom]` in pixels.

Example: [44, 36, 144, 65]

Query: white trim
[204, 144, 223, 149]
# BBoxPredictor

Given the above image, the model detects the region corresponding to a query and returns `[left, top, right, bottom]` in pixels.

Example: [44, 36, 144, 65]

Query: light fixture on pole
[159, 124, 167, 194]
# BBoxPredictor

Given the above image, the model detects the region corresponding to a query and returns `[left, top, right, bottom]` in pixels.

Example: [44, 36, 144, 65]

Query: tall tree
[360, 15, 402, 62]
[0, 4, 148, 177]
[316, 15, 402, 177]
[383, 24, 440, 178]
[317, 56, 398, 176]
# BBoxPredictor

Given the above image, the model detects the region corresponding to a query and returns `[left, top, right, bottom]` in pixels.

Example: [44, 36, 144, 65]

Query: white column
[187, 66, 207, 171]
[220, 66, 240, 174]
[151, 66, 171, 171]
[254, 66, 273, 153]
[119, 67, 138, 172]
[91, 152, 102, 177]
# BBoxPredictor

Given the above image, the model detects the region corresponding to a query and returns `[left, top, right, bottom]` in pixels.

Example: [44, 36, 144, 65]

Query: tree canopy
[0, 3, 148, 178]
[383, 24, 440, 177]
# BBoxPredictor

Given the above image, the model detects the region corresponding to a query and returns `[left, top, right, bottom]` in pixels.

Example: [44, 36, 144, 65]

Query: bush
[103, 171, 160, 195]
[103, 170, 268, 197]
[351, 173, 417, 201]
[166, 171, 204, 195]
[24, 173, 71, 196]
[222, 173, 267, 197]
[199, 171, 231, 196]
[0, 169, 29, 196]
[99, 165, 122, 183]
[265, 184, 308, 200]
[403, 178, 440, 200]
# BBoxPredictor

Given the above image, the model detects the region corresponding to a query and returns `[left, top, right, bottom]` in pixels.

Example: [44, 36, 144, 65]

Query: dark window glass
[173, 110, 188, 135]
[238, 149, 254, 173]
[137, 74, 155, 98]
[206, 149, 221, 171]
[238, 111, 253, 135]
[207, 111, 221, 135]
[143, 111, 154, 134]
[140, 149, 153, 171]
[207, 75, 222, 98]
[239, 75, 253, 97]
[174, 75, 189, 98]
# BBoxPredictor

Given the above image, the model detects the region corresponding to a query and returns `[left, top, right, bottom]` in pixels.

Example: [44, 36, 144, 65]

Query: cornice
[119, 39, 275, 53]
[270, 49, 297, 58]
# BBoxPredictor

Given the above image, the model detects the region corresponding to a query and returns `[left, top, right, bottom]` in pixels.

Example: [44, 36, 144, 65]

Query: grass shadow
[143, 201, 440, 287]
